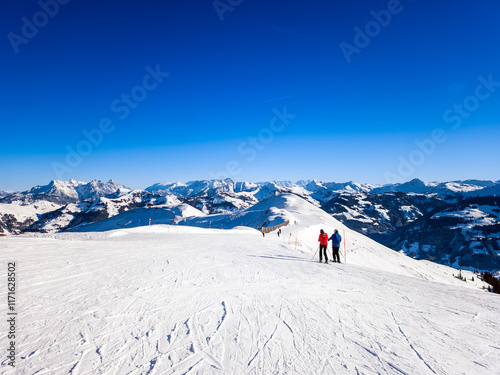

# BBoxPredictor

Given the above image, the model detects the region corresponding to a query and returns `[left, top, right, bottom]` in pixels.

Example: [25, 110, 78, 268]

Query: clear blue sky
[1, 0, 500, 191]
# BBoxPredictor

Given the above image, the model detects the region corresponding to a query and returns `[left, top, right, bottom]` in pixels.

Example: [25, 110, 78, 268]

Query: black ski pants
[319, 245, 328, 262]
[332, 246, 340, 263]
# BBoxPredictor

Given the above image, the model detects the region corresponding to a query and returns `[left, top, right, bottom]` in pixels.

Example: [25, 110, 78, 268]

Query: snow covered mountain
[25, 190, 183, 234]
[146, 179, 266, 198]
[385, 195, 500, 271]
[1, 179, 130, 205]
[0, 190, 14, 198]
[466, 181, 500, 197]
[321, 190, 445, 236]
[372, 178, 498, 197]
[25, 178, 86, 201]
[25, 179, 130, 202]
[0, 180, 130, 234]
[71, 194, 293, 233]
[296, 179, 378, 192]
[146, 179, 260, 213]
[145, 179, 316, 213]
[1, 178, 499, 273]
[0, 199, 62, 235]
[319, 181, 500, 272]
[2, 196, 499, 374]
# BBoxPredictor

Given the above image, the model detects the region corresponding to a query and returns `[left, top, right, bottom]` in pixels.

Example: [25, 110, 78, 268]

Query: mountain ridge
[1, 178, 499, 273]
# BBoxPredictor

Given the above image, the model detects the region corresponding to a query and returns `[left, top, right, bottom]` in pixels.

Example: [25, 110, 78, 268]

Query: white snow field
[1, 195, 499, 374]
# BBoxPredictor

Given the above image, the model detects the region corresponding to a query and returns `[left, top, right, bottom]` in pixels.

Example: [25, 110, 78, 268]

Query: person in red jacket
[318, 229, 329, 263]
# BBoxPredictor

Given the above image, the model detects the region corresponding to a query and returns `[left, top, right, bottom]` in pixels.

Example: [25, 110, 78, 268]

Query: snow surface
[71, 204, 205, 232]
[0, 201, 62, 233]
[0, 201, 61, 223]
[70, 194, 494, 286]
[1, 226, 499, 374]
[1, 194, 499, 374]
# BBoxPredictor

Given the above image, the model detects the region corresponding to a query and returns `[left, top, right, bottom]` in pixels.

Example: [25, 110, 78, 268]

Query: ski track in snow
[1, 226, 499, 375]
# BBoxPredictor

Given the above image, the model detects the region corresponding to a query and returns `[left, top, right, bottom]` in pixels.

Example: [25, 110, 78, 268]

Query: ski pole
[312, 245, 319, 260]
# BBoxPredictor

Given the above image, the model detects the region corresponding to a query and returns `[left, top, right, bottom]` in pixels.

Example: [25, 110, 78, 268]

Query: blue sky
[1, 0, 500, 191]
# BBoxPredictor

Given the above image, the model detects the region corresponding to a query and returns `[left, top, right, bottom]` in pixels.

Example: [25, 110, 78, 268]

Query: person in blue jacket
[329, 229, 342, 263]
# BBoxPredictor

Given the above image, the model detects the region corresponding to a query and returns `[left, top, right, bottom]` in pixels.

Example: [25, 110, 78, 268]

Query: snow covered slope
[0, 201, 62, 234]
[242, 194, 492, 284]
[69, 193, 491, 286]
[2, 178, 500, 272]
[69, 194, 295, 234]
[1, 225, 498, 374]
[24, 191, 183, 233]
[70, 204, 205, 232]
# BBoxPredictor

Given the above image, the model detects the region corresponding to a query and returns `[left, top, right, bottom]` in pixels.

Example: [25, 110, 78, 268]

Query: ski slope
[1, 222, 499, 374]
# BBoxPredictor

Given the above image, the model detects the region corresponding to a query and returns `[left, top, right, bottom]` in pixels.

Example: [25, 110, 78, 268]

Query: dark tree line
[482, 272, 500, 294]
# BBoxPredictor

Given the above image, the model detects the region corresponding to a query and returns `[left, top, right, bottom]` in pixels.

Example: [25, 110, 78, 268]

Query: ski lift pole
[343, 229, 346, 263]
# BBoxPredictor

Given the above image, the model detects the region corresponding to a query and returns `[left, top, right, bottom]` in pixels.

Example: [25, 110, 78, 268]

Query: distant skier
[329, 229, 342, 263]
[262, 227, 265, 237]
[318, 229, 329, 263]
[277, 228, 281, 237]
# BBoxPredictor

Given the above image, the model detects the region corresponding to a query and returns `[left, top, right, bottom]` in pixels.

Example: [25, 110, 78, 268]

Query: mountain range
[1, 178, 499, 272]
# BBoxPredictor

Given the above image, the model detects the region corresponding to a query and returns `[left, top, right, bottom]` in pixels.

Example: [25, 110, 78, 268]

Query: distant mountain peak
[407, 178, 426, 185]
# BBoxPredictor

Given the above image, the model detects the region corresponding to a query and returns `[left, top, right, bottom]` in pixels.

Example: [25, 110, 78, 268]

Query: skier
[318, 229, 329, 263]
[277, 228, 281, 237]
[329, 229, 342, 263]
